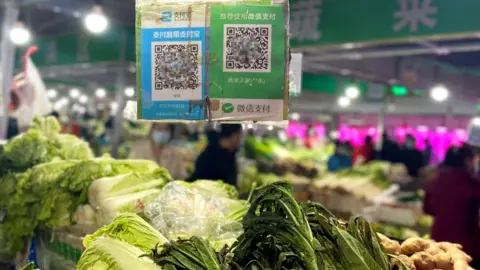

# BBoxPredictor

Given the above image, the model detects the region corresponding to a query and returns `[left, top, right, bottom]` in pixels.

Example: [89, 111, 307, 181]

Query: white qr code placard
[151, 41, 203, 101]
[223, 24, 272, 73]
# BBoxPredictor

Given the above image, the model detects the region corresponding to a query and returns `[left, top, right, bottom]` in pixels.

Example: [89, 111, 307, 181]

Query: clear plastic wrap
[134, 0, 290, 123]
[144, 181, 245, 242]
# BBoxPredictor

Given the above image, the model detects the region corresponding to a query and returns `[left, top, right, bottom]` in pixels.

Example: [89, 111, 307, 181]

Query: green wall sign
[290, 0, 480, 48]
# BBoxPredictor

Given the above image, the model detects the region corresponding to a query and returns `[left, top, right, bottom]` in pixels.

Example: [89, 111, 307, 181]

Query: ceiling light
[84, 5, 109, 34]
[342, 43, 355, 49]
[472, 117, 480, 126]
[267, 125, 273, 131]
[69, 88, 80, 99]
[124, 87, 135, 97]
[430, 84, 449, 102]
[338, 96, 351, 107]
[290, 112, 300, 121]
[110, 102, 119, 114]
[79, 95, 88, 104]
[247, 124, 254, 129]
[345, 85, 360, 99]
[9, 22, 31, 46]
[47, 89, 58, 99]
[95, 88, 107, 98]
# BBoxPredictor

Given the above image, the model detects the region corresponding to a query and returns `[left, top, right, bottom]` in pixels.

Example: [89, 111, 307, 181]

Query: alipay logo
[161, 11, 173, 22]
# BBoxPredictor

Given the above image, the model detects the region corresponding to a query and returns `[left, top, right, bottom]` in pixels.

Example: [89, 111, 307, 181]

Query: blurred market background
[1, 0, 480, 269]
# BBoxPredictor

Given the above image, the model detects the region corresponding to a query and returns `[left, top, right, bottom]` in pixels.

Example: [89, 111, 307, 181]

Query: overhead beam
[307, 43, 480, 62]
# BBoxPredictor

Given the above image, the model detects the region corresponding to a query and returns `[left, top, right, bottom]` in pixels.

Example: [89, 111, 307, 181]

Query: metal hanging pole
[110, 29, 127, 158]
[0, 0, 19, 139]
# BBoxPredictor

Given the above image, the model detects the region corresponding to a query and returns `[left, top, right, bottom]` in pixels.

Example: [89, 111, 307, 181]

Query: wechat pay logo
[222, 103, 234, 113]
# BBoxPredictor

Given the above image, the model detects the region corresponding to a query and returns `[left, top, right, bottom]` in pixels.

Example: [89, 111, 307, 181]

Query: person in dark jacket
[398, 135, 425, 177]
[6, 117, 19, 139]
[423, 139, 432, 165]
[424, 145, 480, 268]
[380, 132, 399, 163]
[188, 124, 243, 186]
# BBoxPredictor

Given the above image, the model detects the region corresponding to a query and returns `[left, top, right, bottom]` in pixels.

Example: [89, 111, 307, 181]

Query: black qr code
[153, 43, 200, 90]
[224, 24, 271, 72]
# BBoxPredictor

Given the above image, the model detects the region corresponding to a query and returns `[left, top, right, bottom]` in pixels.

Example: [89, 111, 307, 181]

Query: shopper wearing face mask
[327, 141, 353, 172]
[129, 123, 187, 180]
[188, 124, 243, 186]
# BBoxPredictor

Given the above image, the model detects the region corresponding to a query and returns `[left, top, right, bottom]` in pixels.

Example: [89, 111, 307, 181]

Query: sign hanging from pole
[135, 0, 289, 122]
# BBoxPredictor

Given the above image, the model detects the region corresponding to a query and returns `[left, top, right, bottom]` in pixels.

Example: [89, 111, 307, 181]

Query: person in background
[59, 114, 81, 137]
[380, 132, 399, 162]
[129, 123, 187, 180]
[188, 124, 243, 186]
[304, 124, 316, 149]
[6, 117, 19, 139]
[353, 136, 374, 166]
[59, 114, 71, 133]
[423, 139, 432, 165]
[327, 141, 352, 172]
[399, 134, 425, 177]
[424, 145, 480, 268]
[49, 111, 60, 119]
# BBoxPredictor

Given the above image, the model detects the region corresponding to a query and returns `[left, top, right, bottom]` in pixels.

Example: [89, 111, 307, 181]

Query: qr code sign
[223, 24, 271, 73]
[152, 42, 201, 93]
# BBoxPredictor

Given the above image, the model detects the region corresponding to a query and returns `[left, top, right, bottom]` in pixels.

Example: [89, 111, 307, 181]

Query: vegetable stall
[0, 117, 474, 269]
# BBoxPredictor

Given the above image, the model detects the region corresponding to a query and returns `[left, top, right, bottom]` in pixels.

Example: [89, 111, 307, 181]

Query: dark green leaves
[152, 237, 221, 270]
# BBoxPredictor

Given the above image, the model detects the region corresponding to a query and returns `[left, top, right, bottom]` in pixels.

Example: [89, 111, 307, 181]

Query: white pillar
[0, 0, 19, 139]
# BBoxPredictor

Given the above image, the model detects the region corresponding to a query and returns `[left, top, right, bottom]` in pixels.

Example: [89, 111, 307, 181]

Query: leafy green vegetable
[230, 182, 390, 270]
[347, 216, 389, 269]
[88, 168, 171, 207]
[77, 237, 162, 270]
[334, 227, 382, 270]
[231, 182, 318, 270]
[0, 116, 93, 177]
[84, 213, 168, 254]
[0, 129, 56, 176]
[1, 158, 162, 253]
[151, 236, 221, 270]
[96, 189, 162, 225]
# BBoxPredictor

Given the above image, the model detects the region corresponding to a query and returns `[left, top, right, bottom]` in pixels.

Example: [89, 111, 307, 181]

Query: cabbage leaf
[88, 168, 171, 207]
[77, 237, 162, 270]
[83, 213, 168, 254]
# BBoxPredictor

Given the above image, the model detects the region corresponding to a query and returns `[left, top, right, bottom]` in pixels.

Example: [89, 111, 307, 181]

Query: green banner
[290, 0, 480, 48]
[16, 27, 135, 68]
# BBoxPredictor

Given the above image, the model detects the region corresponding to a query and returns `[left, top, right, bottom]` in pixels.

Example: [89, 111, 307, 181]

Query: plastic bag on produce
[95, 189, 161, 225]
[144, 181, 245, 242]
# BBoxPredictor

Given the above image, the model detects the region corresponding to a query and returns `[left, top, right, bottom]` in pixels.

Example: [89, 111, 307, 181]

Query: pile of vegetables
[229, 182, 390, 269]
[311, 161, 407, 201]
[0, 116, 93, 177]
[79, 182, 475, 269]
[379, 235, 472, 270]
[0, 157, 168, 253]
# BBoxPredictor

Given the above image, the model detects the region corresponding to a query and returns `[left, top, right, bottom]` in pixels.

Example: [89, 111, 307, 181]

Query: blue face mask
[151, 131, 171, 145]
